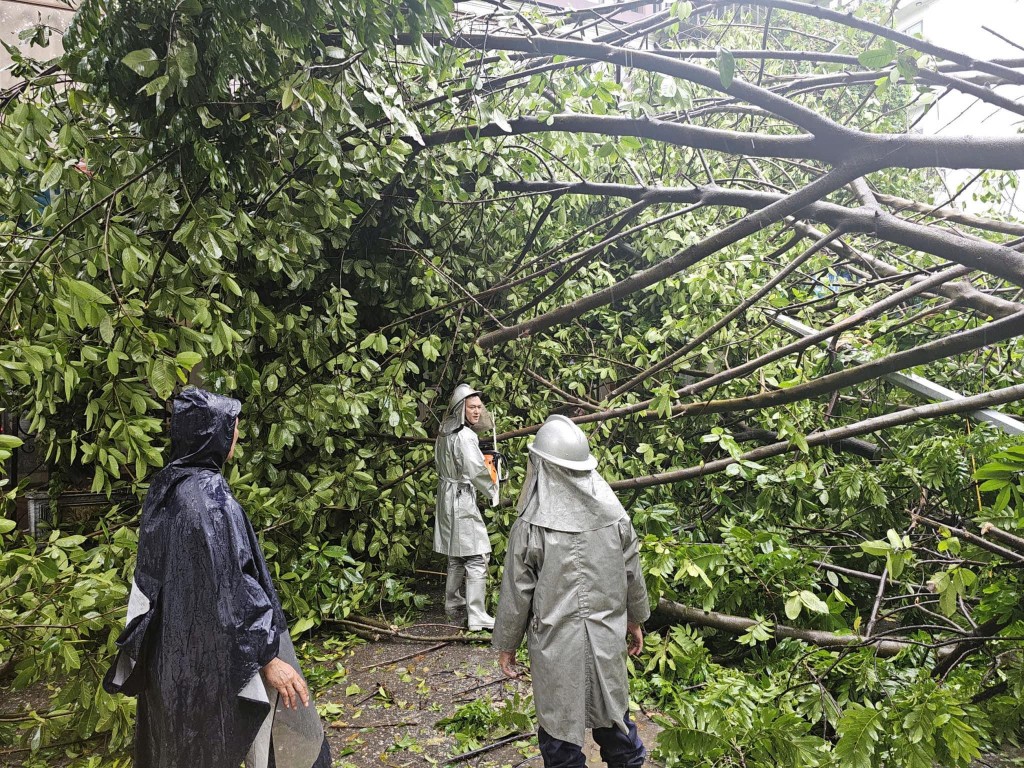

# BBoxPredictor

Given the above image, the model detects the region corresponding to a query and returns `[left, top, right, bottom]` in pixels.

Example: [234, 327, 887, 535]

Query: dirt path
[310, 584, 663, 768]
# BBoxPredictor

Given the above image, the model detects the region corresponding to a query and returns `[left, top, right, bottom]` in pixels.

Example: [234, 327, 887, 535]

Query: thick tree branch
[420, 32, 849, 137]
[423, 113, 829, 161]
[654, 598, 914, 657]
[490, 180, 1024, 296]
[605, 380, 1024, 490]
[874, 192, 1024, 237]
[980, 523, 1024, 553]
[914, 516, 1024, 565]
[932, 618, 1011, 678]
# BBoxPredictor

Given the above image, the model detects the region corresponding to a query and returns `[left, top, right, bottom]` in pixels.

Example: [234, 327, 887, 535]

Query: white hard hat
[527, 414, 597, 470]
[449, 383, 482, 410]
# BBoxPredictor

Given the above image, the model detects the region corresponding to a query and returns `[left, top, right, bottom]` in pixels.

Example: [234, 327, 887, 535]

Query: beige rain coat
[493, 460, 650, 746]
[433, 398, 496, 557]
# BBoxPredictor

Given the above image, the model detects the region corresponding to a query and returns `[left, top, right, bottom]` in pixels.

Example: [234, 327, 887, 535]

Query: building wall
[896, 0, 1024, 214]
[0, 0, 76, 89]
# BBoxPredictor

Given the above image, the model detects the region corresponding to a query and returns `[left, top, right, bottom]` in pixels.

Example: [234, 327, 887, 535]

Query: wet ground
[309, 583, 663, 768]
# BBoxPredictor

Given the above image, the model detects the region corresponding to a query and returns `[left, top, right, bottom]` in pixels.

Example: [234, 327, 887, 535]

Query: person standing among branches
[434, 383, 499, 631]
[103, 388, 330, 768]
[494, 415, 650, 768]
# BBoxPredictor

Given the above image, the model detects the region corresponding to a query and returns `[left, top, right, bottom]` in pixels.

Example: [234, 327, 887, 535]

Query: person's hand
[627, 622, 644, 656]
[262, 657, 309, 710]
[499, 650, 519, 678]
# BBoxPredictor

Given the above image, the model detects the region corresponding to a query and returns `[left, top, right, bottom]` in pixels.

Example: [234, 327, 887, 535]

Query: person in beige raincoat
[434, 383, 499, 631]
[493, 415, 650, 768]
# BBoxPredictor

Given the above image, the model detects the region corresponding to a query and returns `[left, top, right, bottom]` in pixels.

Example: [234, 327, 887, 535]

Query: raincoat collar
[516, 457, 626, 532]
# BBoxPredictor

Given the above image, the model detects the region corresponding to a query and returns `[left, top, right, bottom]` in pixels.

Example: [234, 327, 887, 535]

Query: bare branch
[606, 379, 1024, 490]
[655, 598, 915, 657]
[477, 162, 871, 348]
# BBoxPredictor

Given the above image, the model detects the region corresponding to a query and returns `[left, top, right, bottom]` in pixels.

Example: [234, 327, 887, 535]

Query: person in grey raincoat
[104, 388, 330, 768]
[493, 415, 650, 768]
[434, 383, 499, 630]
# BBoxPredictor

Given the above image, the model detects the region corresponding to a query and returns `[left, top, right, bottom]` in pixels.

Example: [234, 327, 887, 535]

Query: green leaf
[63, 277, 114, 305]
[716, 48, 735, 89]
[292, 616, 316, 635]
[99, 314, 114, 345]
[122, 48, 160, 77]
[860, 540, 891, 556]
[40, 161, 62, 191]
[858, 40, 898, 69]
[149, 357, 178, 400]
[785, 594, 802, 620]
[139, 74, 170, 97]
[176, 351, 203, 368]
[0, 518, 16, 534]
[835, 704, 883, 768]
[671, 1, 692, 20]
[491, 110, 512, 133]
[799, 590, 829, 614]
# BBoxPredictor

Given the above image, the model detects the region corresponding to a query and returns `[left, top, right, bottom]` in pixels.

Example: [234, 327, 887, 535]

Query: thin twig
[359, 642, 452, 671]
[447, 732, 532, 764]
[329, 720, 420, 730]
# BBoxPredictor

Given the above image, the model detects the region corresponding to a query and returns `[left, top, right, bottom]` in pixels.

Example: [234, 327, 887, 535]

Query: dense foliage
[3, 0, 1024, 765]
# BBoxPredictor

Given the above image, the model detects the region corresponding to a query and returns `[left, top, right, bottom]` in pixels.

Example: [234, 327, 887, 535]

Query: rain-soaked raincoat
[103, 388, 324, 768]
[433, 390, 497, 557]
[493, 458, 650, 747]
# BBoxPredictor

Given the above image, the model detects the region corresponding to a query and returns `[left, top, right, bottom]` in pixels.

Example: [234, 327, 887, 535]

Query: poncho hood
[517, 457, 626, 532]
[168, 388, 241, 470]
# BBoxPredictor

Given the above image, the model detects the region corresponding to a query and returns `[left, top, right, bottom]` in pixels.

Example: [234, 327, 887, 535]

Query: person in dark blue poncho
[104, 388, 330, 768]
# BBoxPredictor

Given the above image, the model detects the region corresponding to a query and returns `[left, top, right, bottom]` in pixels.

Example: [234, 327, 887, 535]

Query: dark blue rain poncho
[103, 389, 318, 768]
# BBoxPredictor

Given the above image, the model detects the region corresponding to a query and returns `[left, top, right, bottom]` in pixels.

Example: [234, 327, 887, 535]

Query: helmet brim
[451, 388, 483, 409]
[528, 442, 597, 471]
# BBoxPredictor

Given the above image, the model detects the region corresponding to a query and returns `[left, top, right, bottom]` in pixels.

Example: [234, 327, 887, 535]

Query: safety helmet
[449, 383, 482, 410]
[527, 414, 597, 470]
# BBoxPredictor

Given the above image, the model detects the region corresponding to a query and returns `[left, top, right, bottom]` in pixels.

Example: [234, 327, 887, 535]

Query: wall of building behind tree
[897, 0, 1024, 216]
[0, 0, 75, 89]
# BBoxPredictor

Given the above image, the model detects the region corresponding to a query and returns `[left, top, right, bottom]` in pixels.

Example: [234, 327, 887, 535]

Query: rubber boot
[465, 578, 495, 631]
[445, 561, 467, 622]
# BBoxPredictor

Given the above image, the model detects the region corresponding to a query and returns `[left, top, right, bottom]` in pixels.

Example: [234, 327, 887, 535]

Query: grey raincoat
[493, 459, 650, 747]
[433, 392, 497, 557]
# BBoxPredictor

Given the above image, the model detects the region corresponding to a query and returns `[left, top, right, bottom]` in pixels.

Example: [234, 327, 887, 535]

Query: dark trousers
[538, 713, 646, 768]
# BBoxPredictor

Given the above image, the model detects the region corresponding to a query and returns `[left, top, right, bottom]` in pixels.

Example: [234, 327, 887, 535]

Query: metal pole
[770, 312, 1024, 436]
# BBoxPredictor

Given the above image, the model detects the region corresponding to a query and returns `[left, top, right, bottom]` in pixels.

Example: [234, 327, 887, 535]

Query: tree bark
[489, 180, 1024, 294]
[654, 598, 913, 657]
[605, 381, 1024, 490]
[477, 162, 872, 348]
[979, 523, 1024, 554]
[874, 192, 1024, 237]
[932, 617, 1010, 678]
[914, 515, 1024, 565]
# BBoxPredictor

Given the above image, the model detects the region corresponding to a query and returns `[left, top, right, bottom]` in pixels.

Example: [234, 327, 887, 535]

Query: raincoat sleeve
[492, 520, 540, 652]
[458, 430, 497, 498]
[620, 517, 651, 625]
